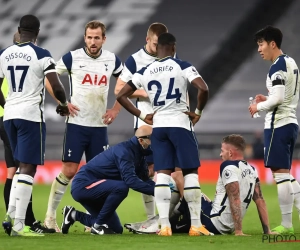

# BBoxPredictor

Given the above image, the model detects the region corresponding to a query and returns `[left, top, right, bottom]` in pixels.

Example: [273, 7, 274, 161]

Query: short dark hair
[254, 25, 283, 49]
[19, 14, 40, 32]
[85, 20, 106, 37]
[158, 33, 176, 46]
[147, 23, 168, 37]
[222, 134, 246, 152]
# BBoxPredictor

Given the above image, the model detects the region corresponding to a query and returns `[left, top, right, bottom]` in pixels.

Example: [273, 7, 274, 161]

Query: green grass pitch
[0, 184, 299, 250]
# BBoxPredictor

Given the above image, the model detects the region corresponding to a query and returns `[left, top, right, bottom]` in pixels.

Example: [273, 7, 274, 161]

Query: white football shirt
[263, 54, 299, 129]
[119, 46, 157, 128]
[210, 160, 258, 234]
[131, 57, 200, 131]
[0, 42, 56, 122]
[56, 48, 123, 127]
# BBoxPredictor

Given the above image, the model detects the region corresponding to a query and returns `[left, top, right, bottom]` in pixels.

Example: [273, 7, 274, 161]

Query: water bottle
[249, 97, 260, 118]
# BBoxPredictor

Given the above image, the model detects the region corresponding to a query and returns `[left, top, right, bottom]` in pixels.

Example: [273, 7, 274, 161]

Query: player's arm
[117, 76, 153, 125]
[250, 68, 285, 115]
[114, 56, 148, 99]
[191, 77, 209, 114]
[183, 64, 209, 125]
[256, 83, 285, 112]
[0, 78, 5, 108]
[118, 158, 155, 195]
[252, 181, 272, 234]
[225, 181, 243, 235]
[45, 76, 59, 104]
[45, 69, 67, 105]
[115, 78, 148, 99]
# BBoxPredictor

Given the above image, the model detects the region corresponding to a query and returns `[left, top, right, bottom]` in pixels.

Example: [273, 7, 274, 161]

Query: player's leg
[200, 196, 220, 235]
[152, 128, 174, 236]
[170, 127, 212, 236]
[91, 180, 128, 234]
[142, 160, 156, 219]
[71, 179, 128, 234]
[134, 126, 156, 220]
[288, 125, 300, 217]
[0, 116, 17, 210]
[84, 126, 109, 232]
[2, 119, 18, 235]
[45, 124, 85, 231]
[9, 119, 45, 236]
[264, 125, 295, 234]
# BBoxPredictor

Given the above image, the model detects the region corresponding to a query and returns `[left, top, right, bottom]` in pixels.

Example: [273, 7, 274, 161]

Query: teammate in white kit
[125, 135, 275, 236]
[249, 26, 300, 234]
[44, 20, 123, 232]
[115, 23, 168, 221]
[117, 33, 210, 236]
[0, 15, 69, 237]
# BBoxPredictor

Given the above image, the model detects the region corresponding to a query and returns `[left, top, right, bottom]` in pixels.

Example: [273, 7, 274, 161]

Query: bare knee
[7, 167, 17, 179]
[62, 162, 79, 179]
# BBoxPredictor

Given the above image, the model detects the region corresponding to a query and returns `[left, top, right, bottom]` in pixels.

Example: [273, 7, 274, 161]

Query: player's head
[18, 15, 40, 39]
[220, 134, 246, 161]
[135, 125, 152, 149]
[254, 25, 283, 61]
[156, 33, 176, 58]
[146, 23, 168, 55]
[84, 20, 106, 56]
[13, 31, 20, 44]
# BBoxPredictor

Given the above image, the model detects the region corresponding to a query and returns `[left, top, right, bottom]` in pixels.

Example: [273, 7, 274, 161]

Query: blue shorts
[264, 123, 298, 169]
[4, 119, 46, 165]
[62, 123, 108, 163]
[151, 127, 200, 171]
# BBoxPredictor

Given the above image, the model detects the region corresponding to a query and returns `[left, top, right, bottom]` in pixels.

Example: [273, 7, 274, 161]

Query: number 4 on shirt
[7, 65, 29, 92]
[148, 77, 182, 106]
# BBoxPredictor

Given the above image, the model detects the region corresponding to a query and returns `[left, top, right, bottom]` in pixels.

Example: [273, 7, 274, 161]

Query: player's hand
[255, 94, 267, 103]
[248, 104, 258, 117]
[56, 104, 69, 116]
[144, 114, 154, 125]
[184, 111, 200, 126]
[235, 231, 250, 236]
[102, 108, 119, 125]
[68, 102, 80, 117]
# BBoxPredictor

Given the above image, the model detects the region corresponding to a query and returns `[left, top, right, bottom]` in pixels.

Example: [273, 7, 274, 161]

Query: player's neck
[271, 49, 284, 62]
[19, 35, 35, 44]
[157, 53, 172, 59]
[144, 44, 156, 56]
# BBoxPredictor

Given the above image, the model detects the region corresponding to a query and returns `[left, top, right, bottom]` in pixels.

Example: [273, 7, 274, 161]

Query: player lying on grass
[60, 125, 155, 235]
[125, 134, 275, 236]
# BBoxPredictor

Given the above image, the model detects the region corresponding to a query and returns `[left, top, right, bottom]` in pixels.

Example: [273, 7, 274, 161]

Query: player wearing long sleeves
[60, 125, 154, 235]
[249, 25, 300, 234]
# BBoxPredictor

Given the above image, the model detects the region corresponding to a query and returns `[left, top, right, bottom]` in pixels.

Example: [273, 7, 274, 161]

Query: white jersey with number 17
[0, 42, 55, 123]
[131, 57, 200, 130]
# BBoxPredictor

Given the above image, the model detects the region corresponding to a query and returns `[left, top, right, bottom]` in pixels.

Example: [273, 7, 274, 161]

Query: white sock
[274, 173, 294, 228]
[46, 172, 70, 218]
[290, 175, 300, 214]
[14, 174, 33, 231]
[155, 173, 171, 228]
[184, 173, 202, 228]
[7, 168, 19, 218]
[169, 177, 180, 217]
[142, 194, 156, 219]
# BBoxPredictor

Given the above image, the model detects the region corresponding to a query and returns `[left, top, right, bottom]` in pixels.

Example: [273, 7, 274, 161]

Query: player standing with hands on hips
[117, 33, 211, 236]
[249, 25, 300, 234]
